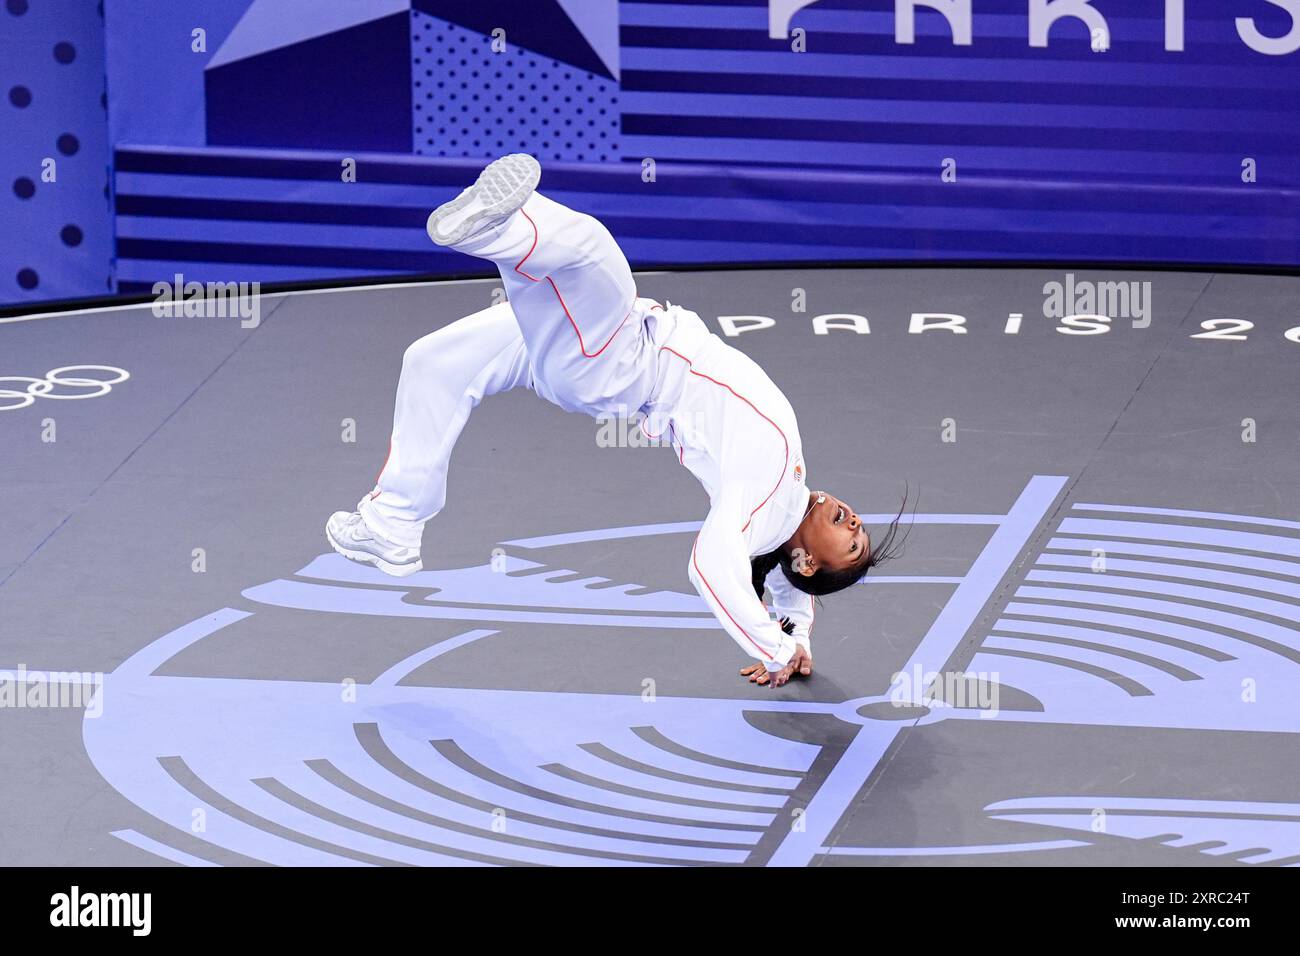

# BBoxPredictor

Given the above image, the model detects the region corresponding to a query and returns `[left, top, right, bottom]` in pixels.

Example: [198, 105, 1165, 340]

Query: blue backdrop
[1, 0, 112, 307]
[4, 0, 1300, 306]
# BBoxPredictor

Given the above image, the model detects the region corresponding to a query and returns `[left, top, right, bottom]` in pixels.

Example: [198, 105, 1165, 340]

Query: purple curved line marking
[821, 839, 1088, 857]
[983, 633, 1179, 685]
[989, 618, 1217, 669]
[598, 728, 802, 791]
[1025, 570, 1300, 619]
[272, 763, 674, 868]
[557, 748, 790, 809]
[1035, 554, 1300, 599]
[1014, 586, 1300, 652]
[985, 796, 1300, 864]
[349, 738, 766, 846]
[1044, 537, 1300, 579]
[503, 514, 1010, 550]
[112, 607, 252, 678]
[304, 758, 748, 864]
[1073, 503, 1300, 533]
[1001, 602, 1243, 657]
[1058, 518, 1300, 559]
[503, 522, 702, 549]
[111, 829, 221, 867]
[373, 629, 499, 688]
[987, 796, 1300, 816]
[242, 579, 718, 629]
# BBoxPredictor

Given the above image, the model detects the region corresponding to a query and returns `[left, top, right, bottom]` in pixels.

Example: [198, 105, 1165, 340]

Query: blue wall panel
[5, 0, 1300, 307]
[102, 0, 251, 149]
[206, 12, 413, 152]
[1, 0, 112, 306]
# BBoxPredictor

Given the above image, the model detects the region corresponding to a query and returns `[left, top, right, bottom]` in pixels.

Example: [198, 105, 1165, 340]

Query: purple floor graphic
[49, 474, 1300, 866]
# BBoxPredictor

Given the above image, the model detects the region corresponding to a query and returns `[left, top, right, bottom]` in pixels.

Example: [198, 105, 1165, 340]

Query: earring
[791, 547, 813, 575]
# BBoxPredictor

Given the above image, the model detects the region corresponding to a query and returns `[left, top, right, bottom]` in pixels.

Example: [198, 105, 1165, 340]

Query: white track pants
[359, 191, 660, 549]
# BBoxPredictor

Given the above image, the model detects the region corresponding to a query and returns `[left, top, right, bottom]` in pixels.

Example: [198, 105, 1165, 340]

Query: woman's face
[798, 491, 870, 574]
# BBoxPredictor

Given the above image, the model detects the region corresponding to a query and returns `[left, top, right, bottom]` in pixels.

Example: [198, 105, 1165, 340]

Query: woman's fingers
[742, 659, 810, 685]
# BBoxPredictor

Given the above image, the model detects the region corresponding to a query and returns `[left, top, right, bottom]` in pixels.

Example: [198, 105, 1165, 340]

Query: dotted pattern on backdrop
[410, 11, 618, 162]
[2, 0, 112, 303]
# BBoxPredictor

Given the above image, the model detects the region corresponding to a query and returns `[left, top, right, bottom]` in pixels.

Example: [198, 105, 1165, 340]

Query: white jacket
[643, 303, 815, 672]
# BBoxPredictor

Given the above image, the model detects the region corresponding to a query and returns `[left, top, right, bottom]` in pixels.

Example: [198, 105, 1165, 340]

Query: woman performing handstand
[326, 155, 905, 688]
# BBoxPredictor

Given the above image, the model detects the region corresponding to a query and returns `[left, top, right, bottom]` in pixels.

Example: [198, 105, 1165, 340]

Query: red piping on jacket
[658, 346, 788, 532]
[693, 538, 774, 661]
[661, 345, 792, 663]
[516, 208, 634, 358]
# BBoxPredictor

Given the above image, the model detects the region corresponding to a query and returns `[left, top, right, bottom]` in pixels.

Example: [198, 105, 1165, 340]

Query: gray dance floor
[2, 266, 1299, 867]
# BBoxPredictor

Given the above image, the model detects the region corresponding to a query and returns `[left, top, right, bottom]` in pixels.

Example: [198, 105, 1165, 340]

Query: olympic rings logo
[0, 366, 131, 412]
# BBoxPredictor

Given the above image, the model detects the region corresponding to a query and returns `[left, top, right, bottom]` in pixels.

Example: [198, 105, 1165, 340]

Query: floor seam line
[823, 273, 1220, 859]
[0, 297, 290, 593]
[949, 272, 1220, 670]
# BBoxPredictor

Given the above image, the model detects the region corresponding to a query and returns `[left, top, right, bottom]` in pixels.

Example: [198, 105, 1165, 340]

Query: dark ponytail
[750, 548, 784, 599]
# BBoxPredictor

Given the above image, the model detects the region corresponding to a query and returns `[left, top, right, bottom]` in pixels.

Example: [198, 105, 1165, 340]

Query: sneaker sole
[426, 153, 541, 247]
[325, 521, 423, 578]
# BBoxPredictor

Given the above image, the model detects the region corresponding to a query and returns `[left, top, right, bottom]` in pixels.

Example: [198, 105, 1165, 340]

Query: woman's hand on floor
[740, 646, 813, 687]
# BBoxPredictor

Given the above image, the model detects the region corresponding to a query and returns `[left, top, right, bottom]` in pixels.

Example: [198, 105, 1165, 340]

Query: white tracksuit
[360, 191, 814, 671]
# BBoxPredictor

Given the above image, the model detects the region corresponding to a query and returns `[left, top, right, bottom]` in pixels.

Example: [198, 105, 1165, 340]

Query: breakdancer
[327, 155, 905, 687]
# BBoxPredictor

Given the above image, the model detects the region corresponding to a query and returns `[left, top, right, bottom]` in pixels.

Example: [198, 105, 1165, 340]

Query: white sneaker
[325, 510, 423, 577]
[426, 152, 541, 247]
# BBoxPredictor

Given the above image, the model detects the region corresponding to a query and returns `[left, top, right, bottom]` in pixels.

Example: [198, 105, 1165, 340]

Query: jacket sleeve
[765, 566, 815, 655]
[687, 495, 800, 673]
